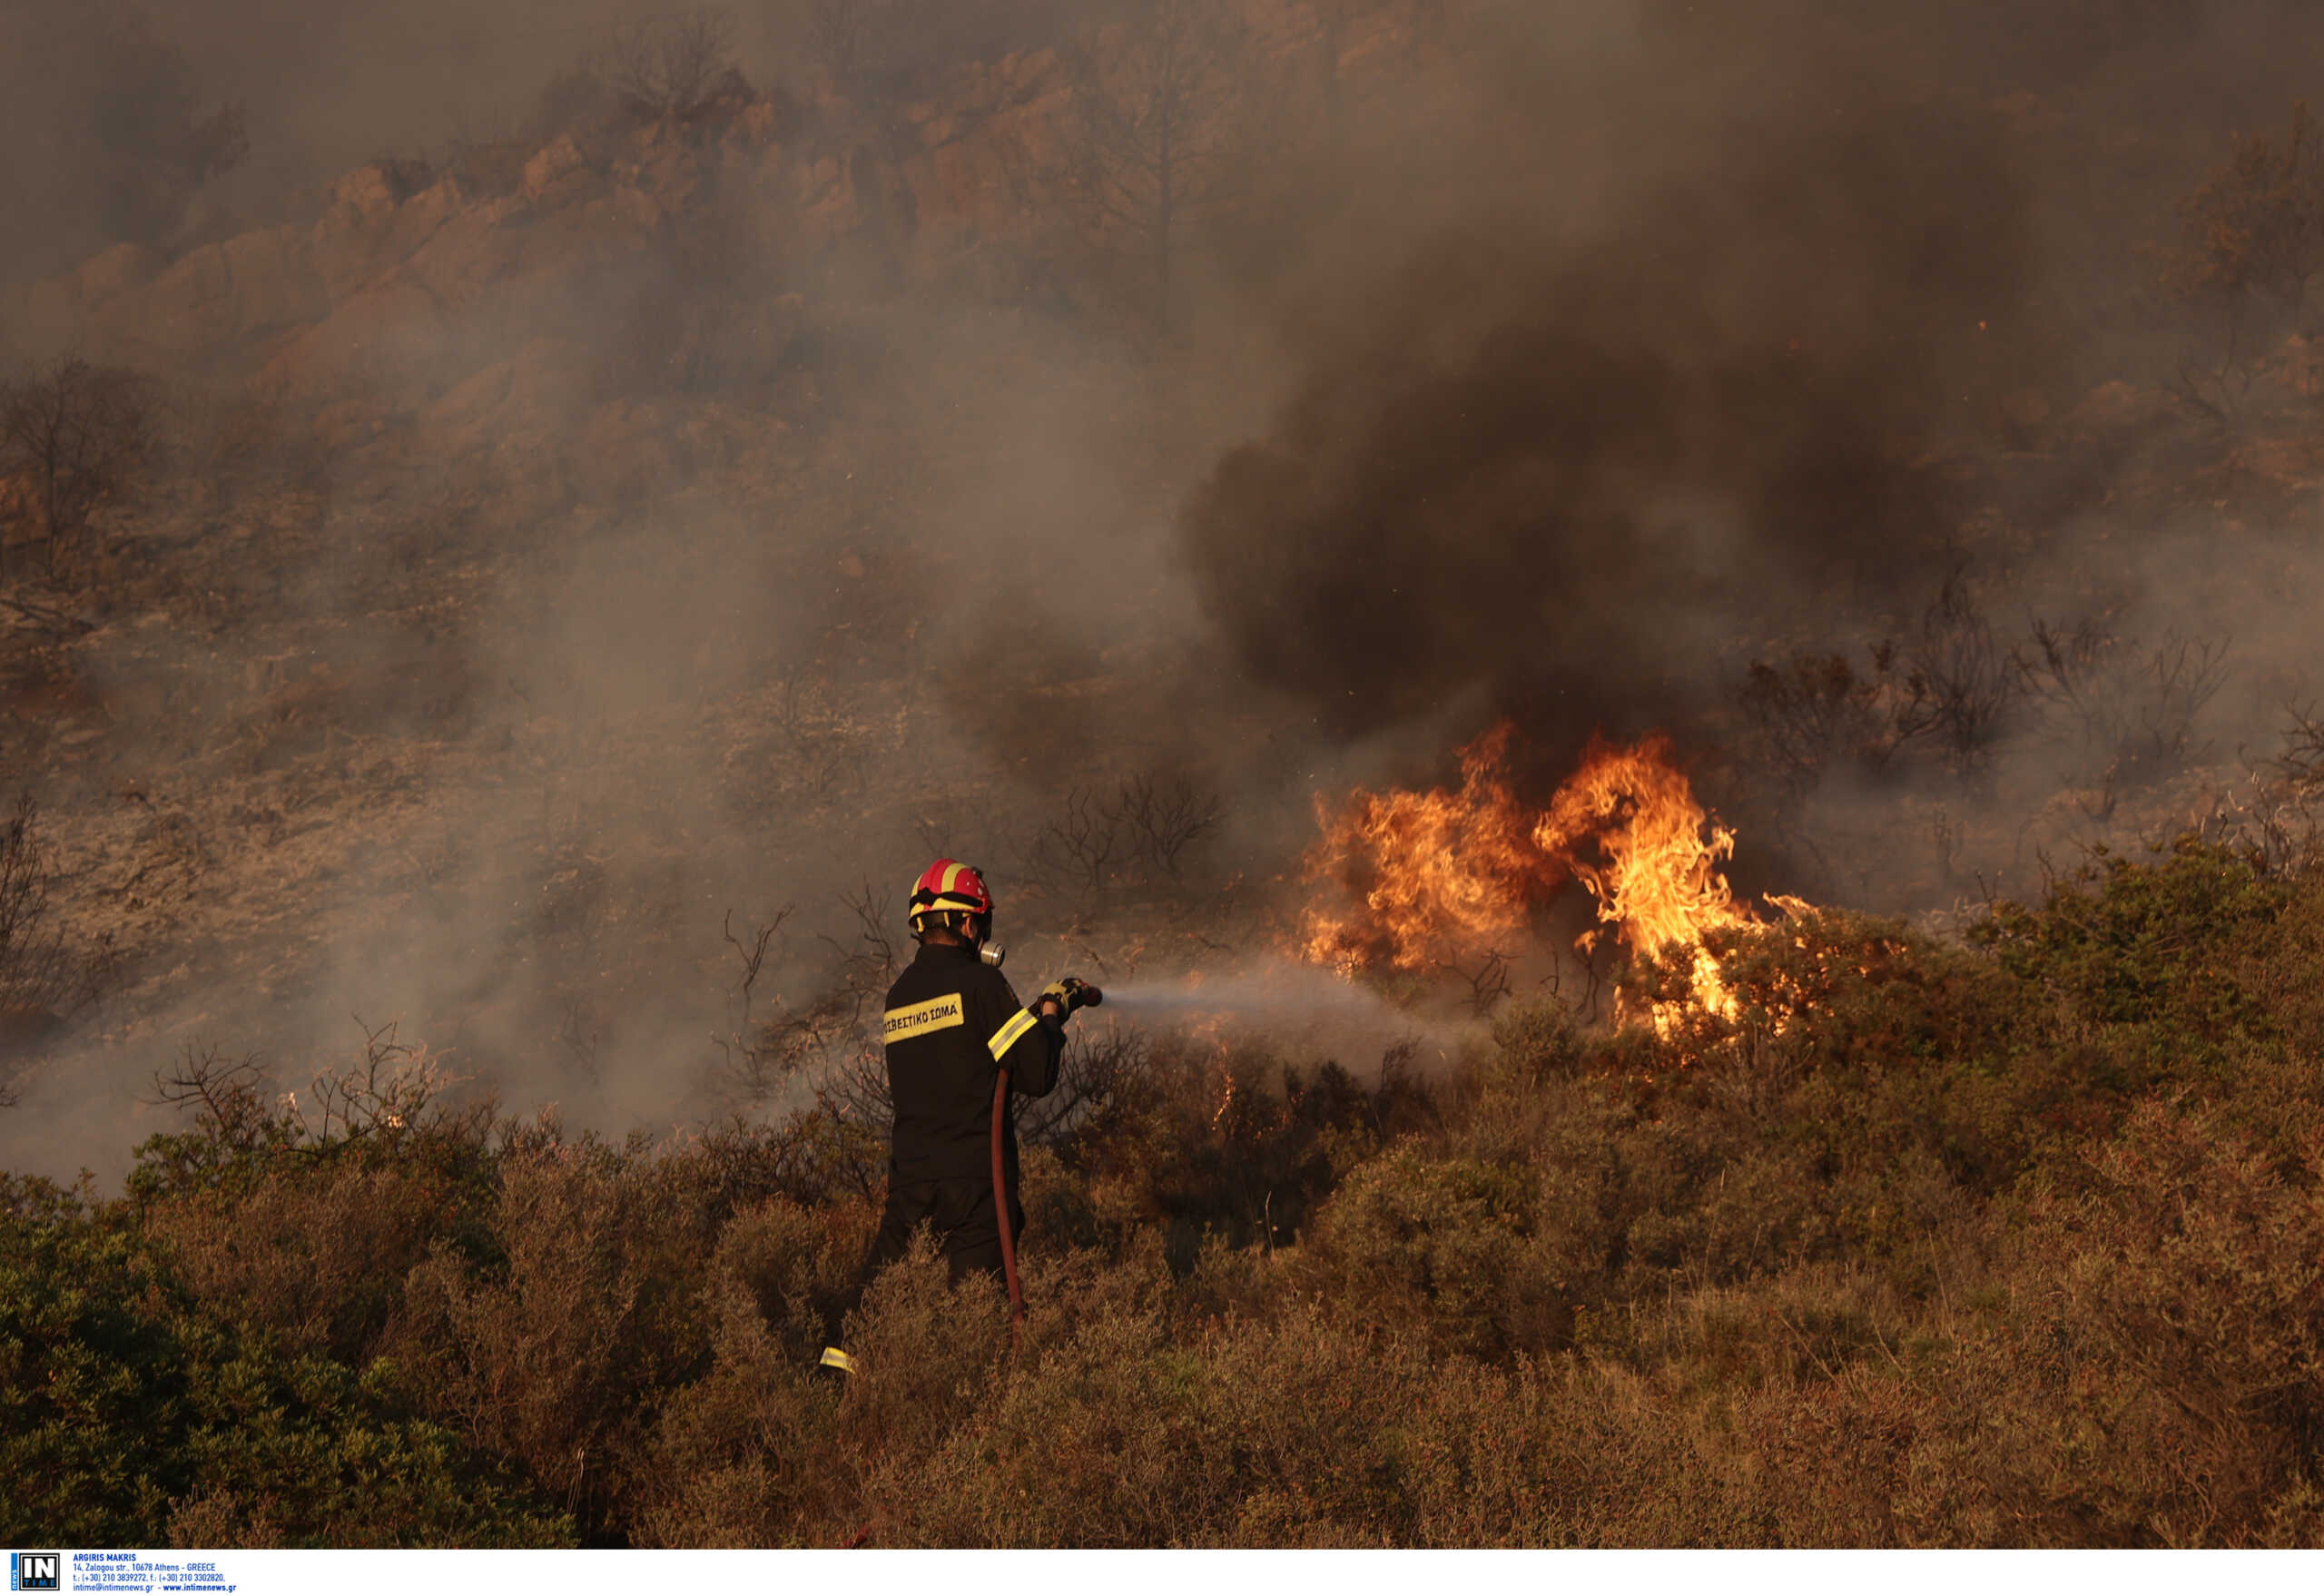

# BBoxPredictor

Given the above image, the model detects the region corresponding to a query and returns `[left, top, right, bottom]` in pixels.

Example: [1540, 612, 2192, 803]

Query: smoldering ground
[10, 0, 2324, 1177]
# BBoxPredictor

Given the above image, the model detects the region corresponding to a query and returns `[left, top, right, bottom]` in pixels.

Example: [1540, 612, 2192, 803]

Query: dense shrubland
[6, 838, 2323, 1546]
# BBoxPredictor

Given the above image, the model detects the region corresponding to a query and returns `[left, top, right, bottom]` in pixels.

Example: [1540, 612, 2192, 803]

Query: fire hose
[991, 979, 1100, 1343]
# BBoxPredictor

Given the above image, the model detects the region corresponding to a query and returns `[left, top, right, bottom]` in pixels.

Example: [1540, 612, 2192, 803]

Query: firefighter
[816, 859, 1096, 1379]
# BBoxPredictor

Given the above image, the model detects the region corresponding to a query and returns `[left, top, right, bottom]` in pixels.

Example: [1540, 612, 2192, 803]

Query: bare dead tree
[808, 0, 868, 82]
[607, 5, 741, 119]
[2218, 699, 2324, 873]
[1030, 773, 1224, 894]
[1737, 646, 1904, 797]
[300, 1018, 462, 1142]
[713, 887, 900, 1124]
[1, 793, 112, 1099]
[761, 667, 871, 799]
[822, 880, 897, 990]
[714, 905, 795, 1106]
[2018, 619, 2230, 789]
[1055, 0, 1258, 327]
[1439, 948, 1512, 1018]
[2136, 632, 2232, 772]
[148, 1022, 480, 1159]
[2268, 700, 2324, 793]
[2164, 293, 2263, 423]
[2153, 101, 2324, 419]
[1117, 772, 1224, 878]
[149, 1043, 276, 1150]
[0, 358, 156, 584]
[1896, 567, 2021, 779]
[555, 995, 605, 1076]
[0, 796, 69, 1029]
[1038, 784, 1127, 892]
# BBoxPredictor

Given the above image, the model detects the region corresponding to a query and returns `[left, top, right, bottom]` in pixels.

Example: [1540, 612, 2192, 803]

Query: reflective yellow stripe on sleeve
[987, 1008, 1039, 1061]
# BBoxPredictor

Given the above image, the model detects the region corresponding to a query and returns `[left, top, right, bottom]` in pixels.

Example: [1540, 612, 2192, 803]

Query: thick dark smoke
[1180, 19, 2040, 749]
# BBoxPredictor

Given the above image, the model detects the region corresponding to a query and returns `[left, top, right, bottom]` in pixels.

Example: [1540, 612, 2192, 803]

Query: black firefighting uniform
[828, 941, 1062, 1343]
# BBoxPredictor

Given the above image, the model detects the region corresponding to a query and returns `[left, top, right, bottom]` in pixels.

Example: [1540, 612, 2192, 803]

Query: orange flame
[1533, 734, 1754, 1024]
[1302, 724, 1758, 1024]
[1300, 724, 1564, 976]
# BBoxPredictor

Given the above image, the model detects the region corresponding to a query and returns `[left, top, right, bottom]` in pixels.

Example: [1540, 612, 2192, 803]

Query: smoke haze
[9, 0, 2324, 1178]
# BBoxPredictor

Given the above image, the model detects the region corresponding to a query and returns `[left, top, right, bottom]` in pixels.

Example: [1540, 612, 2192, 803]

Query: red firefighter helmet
[908, 859, 993, 935]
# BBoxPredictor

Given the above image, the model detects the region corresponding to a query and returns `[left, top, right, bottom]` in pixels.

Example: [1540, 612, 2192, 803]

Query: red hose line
[991, 1064, 1023, 1342]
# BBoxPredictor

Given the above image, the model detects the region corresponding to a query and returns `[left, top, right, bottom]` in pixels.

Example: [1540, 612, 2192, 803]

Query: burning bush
[1301, 724, 1561, 978]
[1301, 724, 1758, 1025]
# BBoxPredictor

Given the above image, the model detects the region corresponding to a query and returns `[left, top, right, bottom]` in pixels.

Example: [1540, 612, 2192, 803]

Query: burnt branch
[1036, 784, 1126, 893]
[1031, 773, 1225, 895]
[1738, 645, 1905, 797]
[1050, 0, 1261, 325]
[713, 889, 898, 1119]
[1437, 948, 1513, 1019]
[1118, 773, 1225, 879]
[148, 1042, 274, 1150]
[606, 5, 740, 119]
[722, 906, 790, 1023]
[0, 358, 156, 585]
[1012, 1025, 1157, 1148]
[1896, 567, 2021, 778]
[298, 1018, 459, 1143]
[2018, 619, 2230, 789]
[1, 793, 112, 1098]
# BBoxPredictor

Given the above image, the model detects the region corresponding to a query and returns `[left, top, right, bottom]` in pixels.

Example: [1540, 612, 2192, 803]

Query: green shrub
[0, 1175, 567, 1547]
[1965, 1103, 2324, 1544]
[1974, 840, 2286, 1040]
[381, 1146, 725, 1540]
[143, 1165, 456, 1363]
[1302, 1147, 1553, 1358]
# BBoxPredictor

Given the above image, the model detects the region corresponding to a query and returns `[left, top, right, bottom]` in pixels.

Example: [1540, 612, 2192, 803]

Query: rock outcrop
[1, 49, 1085, 501]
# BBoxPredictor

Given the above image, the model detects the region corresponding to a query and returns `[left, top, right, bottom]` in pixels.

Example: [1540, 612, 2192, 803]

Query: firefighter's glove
[1040, 977, 1097, 1019]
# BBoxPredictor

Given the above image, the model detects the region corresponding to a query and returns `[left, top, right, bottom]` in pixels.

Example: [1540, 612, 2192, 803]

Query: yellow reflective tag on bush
[884, 992, 965, 1041]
